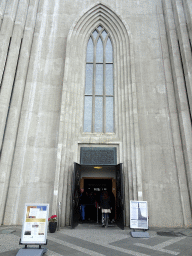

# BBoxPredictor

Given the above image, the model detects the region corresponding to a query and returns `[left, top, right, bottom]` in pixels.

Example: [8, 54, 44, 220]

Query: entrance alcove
[70, 147, 124, 228]
[72, 162, 124, 229]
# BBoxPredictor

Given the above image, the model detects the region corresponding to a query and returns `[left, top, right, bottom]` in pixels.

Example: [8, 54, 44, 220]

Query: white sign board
[130, 201, 148, 229]
[21, 203, 49, 244]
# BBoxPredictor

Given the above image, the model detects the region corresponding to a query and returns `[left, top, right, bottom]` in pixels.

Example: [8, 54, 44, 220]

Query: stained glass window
[84, 26, 114, 133]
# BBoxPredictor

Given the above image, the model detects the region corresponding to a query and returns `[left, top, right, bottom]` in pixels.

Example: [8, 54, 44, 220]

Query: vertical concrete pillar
[182, 0, 192, 43]
[0, 0, 7, 15]
[130, 41, 143, 202]
[162, 0, 192, 207]
[123, 46, 132, 226]
[171, 0, 192, 116]
[0, 0, 20, 82]
[120, 35, 131, 225]
[157, 2, 192, 226]
[0, 0, 26, 150]
[0, 0, 40, 225]
[0, 0, 7, 27]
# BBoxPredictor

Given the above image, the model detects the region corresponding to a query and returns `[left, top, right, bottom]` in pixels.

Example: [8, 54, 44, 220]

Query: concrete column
[0, 0, 27, 150]
[0, 0, 20, 82]
[130, 40, 143, 202]
[162, 0, 192, 206]
[0, 0, 7, 15]
[120, 37, 130, 225]
[182, 0, 192, 43]
[0, 0, 40, 225]
[0, 0, 7, 27]
[157, 3, 192, 227]
[123, 43, 132, 226]
[171, 0, 192, 116]
[128, 42, 138, 202]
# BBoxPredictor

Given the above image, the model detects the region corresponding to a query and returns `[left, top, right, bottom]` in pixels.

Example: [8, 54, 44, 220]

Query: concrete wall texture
[0, 0, 192, 228]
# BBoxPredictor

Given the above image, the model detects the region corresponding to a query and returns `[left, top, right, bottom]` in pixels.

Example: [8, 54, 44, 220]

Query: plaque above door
[80, 147, 117, 165]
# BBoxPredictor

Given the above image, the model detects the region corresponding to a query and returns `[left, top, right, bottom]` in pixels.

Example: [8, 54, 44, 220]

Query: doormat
[157, 231, 183, 237]
[1, 229, 15, 234]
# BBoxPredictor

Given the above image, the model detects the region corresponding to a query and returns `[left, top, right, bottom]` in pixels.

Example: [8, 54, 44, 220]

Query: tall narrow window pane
[97, 26, 102, 31]
[84, 26, 114, 133]
[92, 30, 98, 39]
[102, 30, 107, 40]
[96, 38, 103, 63]
[95, 97, 103, 132]
[85, 64, 93, 95]
[106, 97, 114, 132]
[106, 38, 113, 63]
[106, 64, 113, 95]
[86, 38, 93, 62]
[95, 64, 103, 95]
[84, 96, 92, 132]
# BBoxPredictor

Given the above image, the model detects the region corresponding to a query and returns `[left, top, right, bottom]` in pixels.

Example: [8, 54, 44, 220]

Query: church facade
[0, 0, 192, 228]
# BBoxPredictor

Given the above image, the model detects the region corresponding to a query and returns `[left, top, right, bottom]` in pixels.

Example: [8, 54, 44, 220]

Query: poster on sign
[21, 203, 49, 244]
[130, 201, 148, 230]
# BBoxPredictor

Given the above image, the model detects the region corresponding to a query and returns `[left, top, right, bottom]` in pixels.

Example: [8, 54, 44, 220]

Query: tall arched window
[84, 25, 114, 133]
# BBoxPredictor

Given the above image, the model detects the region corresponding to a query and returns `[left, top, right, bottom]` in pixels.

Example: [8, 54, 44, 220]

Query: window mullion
[103, 38, 106, 133]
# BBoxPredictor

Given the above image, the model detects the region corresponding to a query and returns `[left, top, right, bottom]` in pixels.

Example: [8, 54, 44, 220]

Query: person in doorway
[100, 191, 111, 227]
[79, 188, 88, 222]
[86, 191, 95, 221]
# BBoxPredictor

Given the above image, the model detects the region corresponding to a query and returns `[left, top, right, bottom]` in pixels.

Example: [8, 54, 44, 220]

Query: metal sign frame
[20, 203, 49, 244]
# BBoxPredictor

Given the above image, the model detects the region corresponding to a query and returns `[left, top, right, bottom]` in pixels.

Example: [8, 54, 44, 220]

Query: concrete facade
[0, 0, 192, 228]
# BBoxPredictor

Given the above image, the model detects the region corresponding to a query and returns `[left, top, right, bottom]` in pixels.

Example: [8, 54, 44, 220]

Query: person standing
[79, 189, 88, 222]
[100, 191, 111, 227]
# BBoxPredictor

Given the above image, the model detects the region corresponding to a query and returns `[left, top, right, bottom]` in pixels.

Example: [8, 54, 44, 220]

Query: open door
[71, 162, 81, 229]
[116, 163, 124, 229]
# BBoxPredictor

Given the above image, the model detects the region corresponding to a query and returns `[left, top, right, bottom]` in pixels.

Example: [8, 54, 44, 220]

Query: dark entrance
[71, 163, 124, 229]
[84, 179, 112, 192]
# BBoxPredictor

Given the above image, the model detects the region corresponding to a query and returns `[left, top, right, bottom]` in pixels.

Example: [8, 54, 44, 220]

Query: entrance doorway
[71, 163, 124, 229]
[81, 178, 115, 223]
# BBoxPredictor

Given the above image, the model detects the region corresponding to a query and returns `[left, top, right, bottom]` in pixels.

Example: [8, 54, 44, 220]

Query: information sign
[21, 203, 49, 244]
[130, 201, 148, 229]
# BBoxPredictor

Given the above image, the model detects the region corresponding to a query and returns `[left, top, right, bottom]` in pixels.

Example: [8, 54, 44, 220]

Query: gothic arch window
[83, 25, 114, 133]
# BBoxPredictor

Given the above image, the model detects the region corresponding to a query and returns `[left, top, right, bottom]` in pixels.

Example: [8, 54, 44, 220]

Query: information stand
[130, 201, 149, 238]
[16, 203, 49, 256]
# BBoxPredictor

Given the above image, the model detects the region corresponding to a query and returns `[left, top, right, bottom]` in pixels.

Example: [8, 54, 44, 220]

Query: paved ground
[0, 224, 192, 255]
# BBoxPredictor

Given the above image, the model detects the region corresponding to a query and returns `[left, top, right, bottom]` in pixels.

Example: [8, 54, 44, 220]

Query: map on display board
[21, 204, 49, 244]
[130, 201, 148, 230]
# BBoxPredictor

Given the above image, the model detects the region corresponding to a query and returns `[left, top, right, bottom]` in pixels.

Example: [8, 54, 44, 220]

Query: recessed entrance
[71, 163, 124, 229]
[80, 178, 115, 223]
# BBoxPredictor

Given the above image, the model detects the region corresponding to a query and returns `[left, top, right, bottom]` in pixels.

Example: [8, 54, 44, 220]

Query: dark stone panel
[80, 147, 117, 165]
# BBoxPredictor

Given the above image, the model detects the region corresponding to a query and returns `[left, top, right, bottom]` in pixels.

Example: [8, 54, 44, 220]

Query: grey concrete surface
[0, 0, 192, 230]
[0, 225, 192, 256]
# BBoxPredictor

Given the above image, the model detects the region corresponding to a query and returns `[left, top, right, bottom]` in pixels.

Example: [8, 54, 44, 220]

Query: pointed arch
[63, 3, 132, 137]
[53, 3, 142, 227]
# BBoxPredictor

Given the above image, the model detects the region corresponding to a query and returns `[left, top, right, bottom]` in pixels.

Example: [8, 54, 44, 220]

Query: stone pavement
[0, 224, 192, 256]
